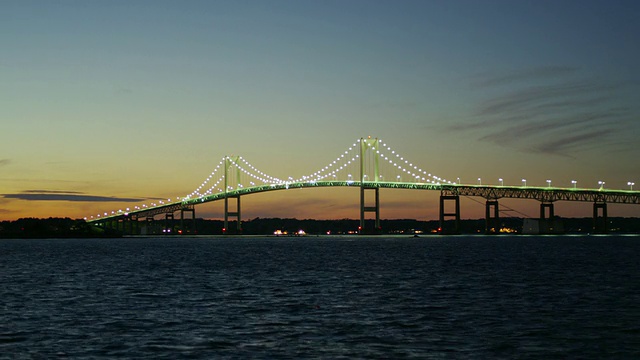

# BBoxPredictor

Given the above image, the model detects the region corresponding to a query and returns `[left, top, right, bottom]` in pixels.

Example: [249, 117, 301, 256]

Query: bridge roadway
[88, 181, 639, 231]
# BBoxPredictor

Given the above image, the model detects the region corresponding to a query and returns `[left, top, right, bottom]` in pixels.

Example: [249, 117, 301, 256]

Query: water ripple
[1, 236, 639, 358]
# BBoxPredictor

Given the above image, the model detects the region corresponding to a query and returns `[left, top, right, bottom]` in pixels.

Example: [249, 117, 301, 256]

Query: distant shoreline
[2, 217, 640, 238]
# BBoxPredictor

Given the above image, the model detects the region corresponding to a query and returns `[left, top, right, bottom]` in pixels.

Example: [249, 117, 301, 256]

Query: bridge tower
[360, 137, 381, 234]
[224, 156, 242, 234]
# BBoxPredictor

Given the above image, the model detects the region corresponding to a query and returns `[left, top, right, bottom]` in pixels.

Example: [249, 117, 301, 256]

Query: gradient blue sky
[1, 0, 639, 221]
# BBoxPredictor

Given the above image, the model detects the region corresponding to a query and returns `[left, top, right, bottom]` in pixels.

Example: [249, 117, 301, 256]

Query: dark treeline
[1, 217, 639, 238]
[0, 218, 119, 238]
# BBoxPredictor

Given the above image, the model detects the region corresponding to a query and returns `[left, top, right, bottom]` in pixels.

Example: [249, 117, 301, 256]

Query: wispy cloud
[3, 190, 142, 202]
[476, 81, 616, 118]
[452, 66, 634, 156]
[0, 159, 10, 167]
[22, 189, 84, 194]
[531, 129, 613, 155]
[471, 66, 578, 88]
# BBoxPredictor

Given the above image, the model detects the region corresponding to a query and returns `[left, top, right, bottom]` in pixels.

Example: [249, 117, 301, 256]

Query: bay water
[1, 235, 639, 358]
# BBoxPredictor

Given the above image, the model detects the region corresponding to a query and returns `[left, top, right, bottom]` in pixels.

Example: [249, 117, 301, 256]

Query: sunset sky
[2, 0, 639, 221]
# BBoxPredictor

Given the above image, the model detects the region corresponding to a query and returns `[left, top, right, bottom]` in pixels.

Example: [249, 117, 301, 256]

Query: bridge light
[598, 181, 605, 190]
[522, 179, 526, 187]
[571, 180, 577, 189]
[629, 182, 635, 190]
[499, 178, 503, 186]
[478, 178, 481, 185]
[546, 179, 551, 188]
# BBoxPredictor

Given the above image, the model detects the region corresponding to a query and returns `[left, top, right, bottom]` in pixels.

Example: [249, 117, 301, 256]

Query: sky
[1, 0, 639, 221]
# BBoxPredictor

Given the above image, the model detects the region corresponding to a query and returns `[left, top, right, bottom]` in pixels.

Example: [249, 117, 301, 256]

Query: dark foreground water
[1, 235, 639, 359]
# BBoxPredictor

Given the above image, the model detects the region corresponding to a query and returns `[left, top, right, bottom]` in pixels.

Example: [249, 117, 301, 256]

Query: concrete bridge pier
[539, 201, 557, 234]
[360, 186, 381, 234]
[593, 201, 608, 234]
[180, 206, 196, 234]
[117, 217, 124, 234]
[164, 212, 174, 234]
[130, 214, 140, 235]
[439, 194, 460, 234]
[485, 200, 500, 234]
[145, 216, 154, 235]
[123, 215, 136, 235]
[105, 219, 115, 232]
[540, 202, 555, 219]
[224, 195, 241, 234]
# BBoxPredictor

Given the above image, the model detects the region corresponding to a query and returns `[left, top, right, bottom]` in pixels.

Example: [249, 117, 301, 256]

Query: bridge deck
[87, 181, 639, 223]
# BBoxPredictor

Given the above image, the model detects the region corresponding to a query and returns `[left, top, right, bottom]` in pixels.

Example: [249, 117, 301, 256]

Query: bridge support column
[131, 214, 139, 235]
[485, 200, 500, 234]
[593, 202, 608, 234]
[539, 202, 556, 234]
[180, 206, 196, 235]
[439, 195, 460, 234]
[145, 216, 154, 235]
[117, 218, 124, 234]
[540, 202, 554, 219]
[164, 212, 174, 234]
[124, 216, 134, 235]
[359, 186, 380, 234]
[224, 195, 241, 234]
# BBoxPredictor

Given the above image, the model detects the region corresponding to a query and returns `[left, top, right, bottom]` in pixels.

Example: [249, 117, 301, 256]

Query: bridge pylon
[224, 195, 241, 234]
[224, 156, 242, 234]
[359, 137, 381, 234]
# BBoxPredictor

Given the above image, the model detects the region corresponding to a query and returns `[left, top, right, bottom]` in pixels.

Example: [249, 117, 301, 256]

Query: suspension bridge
[87, 137, 639, 235]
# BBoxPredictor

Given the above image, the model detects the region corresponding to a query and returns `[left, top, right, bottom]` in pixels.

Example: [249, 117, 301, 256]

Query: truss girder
[440, 186, 639, 204]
